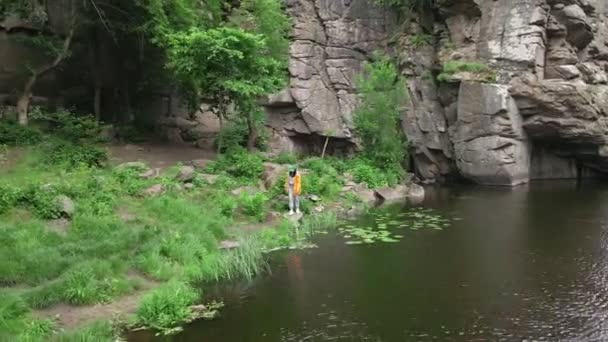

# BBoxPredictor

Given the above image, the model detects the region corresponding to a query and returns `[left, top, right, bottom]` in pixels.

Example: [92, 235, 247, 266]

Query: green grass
[0, 125, 411, 339]
[136, 280, 199, 334]
[437, 60, 496, 83]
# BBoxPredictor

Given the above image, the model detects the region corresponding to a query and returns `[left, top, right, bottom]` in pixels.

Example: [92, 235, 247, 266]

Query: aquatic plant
[136, 280, 199, 334]
[338, 207, 452, 245]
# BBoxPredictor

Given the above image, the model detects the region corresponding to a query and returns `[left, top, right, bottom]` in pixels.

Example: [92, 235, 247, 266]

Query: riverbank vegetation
[0, 104, 407, 339]
[0, 1, 415, 338]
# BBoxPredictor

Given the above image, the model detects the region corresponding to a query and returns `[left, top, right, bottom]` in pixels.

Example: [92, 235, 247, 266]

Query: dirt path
[32, 272, 158, 330]
[107, 143, 215, 170]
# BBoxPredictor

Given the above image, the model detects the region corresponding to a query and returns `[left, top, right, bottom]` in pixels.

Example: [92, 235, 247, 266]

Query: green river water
[130, 181, 608, 341]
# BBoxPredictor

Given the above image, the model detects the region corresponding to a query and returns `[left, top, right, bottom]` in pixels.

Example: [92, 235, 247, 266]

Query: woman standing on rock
[286, 165, 302, 215]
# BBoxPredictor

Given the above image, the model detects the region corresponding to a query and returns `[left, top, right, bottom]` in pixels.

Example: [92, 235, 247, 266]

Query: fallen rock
[219, 240, 240, 250]
[175, 166, 196, 183]
[262, 162, 287, 189]
[143, 184, 164, 196]
[55, 195, 75, 217]
[184, 183, 195, 190]
[406, 183, 425, 205]
[307, 194, 321, 202]
[187, 159, 211, 170]
[138, 168, 159, 179]
[354, 188, 377, 204]
[199, 174, 219, 185]
[116, 161, 148, 172]
[231, 186, 260, 196]
[313, 205, 325, 213]
[374, 185, 409, 203]
[284, 212, 303, 224]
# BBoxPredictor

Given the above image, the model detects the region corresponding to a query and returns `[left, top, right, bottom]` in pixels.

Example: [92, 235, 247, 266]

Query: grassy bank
[0, 119, 409, 339]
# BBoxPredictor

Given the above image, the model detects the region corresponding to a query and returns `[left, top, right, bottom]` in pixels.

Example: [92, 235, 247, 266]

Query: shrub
[410, 33, 432, 47]
[136, 280, 199, 332]
[271, 152, 298, 165]
[0, 121, 43, 146]
[238, 192, 268, 222]
[354, 54, 408, 177]
[0, 183, 21, 214]
[39, 139, 107, 169]
[206, 148, 264, 180]
[437, 60, 495, 83]
[348, 158, 400, 189]
[62, 260, 132, 305]
[30, 108, 104, 143]
[54, 320, 116, 342]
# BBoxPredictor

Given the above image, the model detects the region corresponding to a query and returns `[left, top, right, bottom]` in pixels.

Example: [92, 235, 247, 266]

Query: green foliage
[206, 148, 265, 180]
[138, 0, 223, 46]
[354, 55, 409, 177]
[257, 219, 296, 251]
[229, 0, 291, 63]
[410, 33, 433, 47]
[0, 121, 43, 146]
[437, 60, 496, 83]
[165, 27, 285, 105]
[348, 158, 400, 188]
[54, 320, 116, 342]
[39, 139, 108, 169]
[272, 152, 298, 165]
[136, 280, 198, 333]
[215, 119, 249, 152]
[62, 260, 132, 305]
[30, 108, 104, 143]
[238, 192, 268, 222]
[0, 291, 56, 341]
[299, 158, 342, 199]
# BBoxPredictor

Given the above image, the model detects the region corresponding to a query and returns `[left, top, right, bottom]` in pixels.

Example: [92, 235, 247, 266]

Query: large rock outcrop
[265, 0, 608, 185]
[398, 0, 608, 185]
[264, 0, 395, 154]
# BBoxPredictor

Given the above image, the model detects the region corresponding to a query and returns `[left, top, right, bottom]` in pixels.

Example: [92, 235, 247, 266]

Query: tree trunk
[17, 1, 76, 125]
[217, 114, 224, 154]
[17, 92, 32, 126]
[246, 111, 258, 152]
[321, 136, 330, 158]
[94, 86, 102, 120]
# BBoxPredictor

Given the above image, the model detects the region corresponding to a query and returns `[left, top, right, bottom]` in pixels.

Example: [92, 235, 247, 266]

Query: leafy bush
[272, 152, 298, 165]
[300, 158, 342, 199]
[54, 320, 116, 342]
[62, 260, 132, 305]
[206, 148, 264, 180]
[30, 108, 104, 143]
[437, 60, 495, 83]
[136, 280, 199, 332]
[238, 192, 268, 222]
[0, 121, 43, 146]
[348, 158, 400, 189]
[354, 54, 408, 178]
[257, 220, 296, 250]
[0, 183, 21, 214]
[410, 33, 432, 47]
[39, 139, 107, 169]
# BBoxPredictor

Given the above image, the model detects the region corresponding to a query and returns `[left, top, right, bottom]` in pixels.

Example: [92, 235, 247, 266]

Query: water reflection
[130, 181, 608, 341]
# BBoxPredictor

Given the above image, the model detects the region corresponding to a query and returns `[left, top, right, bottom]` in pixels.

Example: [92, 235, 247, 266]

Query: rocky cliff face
[267, 0, 608, 185]
[265, 0, 396, 154]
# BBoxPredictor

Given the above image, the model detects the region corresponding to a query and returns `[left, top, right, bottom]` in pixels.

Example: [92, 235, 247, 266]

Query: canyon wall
[266, 0, 608, 185]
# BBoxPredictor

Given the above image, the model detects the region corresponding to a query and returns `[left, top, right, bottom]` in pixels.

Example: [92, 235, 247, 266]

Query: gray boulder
[374, 185, 409, 203]
[175, 166, 196, 183]
[55, 195, 75, 217]
[143, 184, 164, 197]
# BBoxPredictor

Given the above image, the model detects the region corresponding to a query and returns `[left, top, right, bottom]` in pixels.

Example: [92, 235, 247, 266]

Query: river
[130, 181, 608, 341]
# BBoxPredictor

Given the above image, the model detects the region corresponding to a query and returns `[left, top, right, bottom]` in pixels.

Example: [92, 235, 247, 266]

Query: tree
[354, 55, 408, 172]
[10, 1, 77, 125]
[164, 27, 285, 152]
